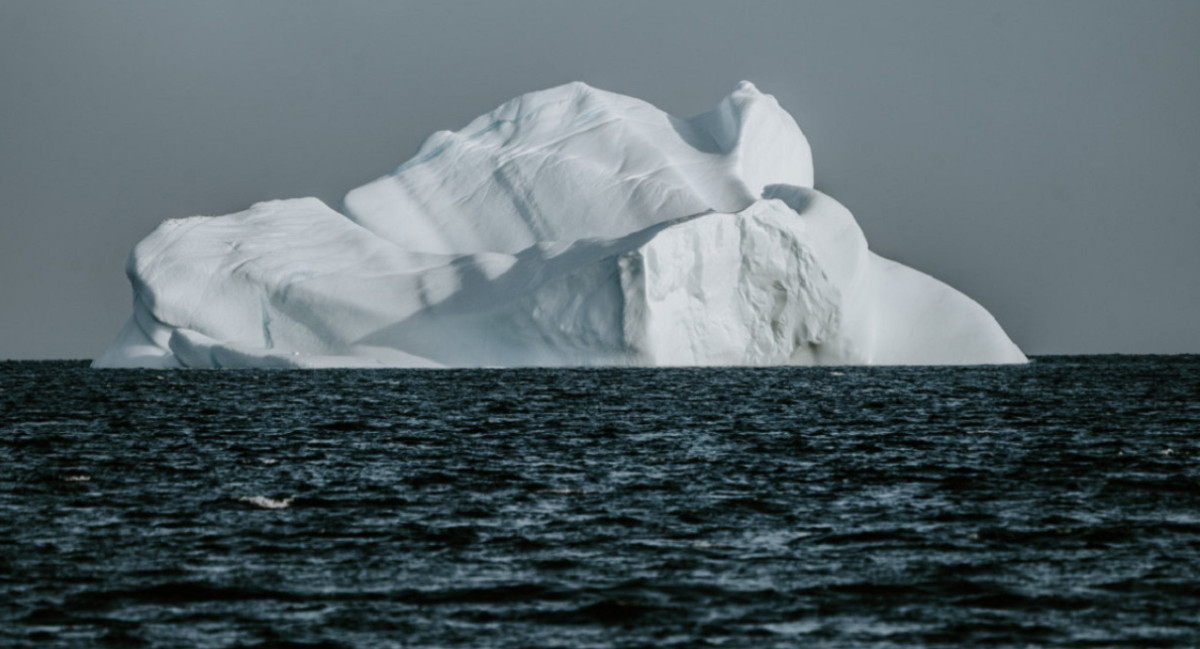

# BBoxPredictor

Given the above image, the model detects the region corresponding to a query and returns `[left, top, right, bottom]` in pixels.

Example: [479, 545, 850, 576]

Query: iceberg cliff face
[94, 82, 1025, 368]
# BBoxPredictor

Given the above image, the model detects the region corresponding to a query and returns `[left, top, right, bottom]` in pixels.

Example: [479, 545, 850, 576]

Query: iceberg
[94, 81, 1025, 368]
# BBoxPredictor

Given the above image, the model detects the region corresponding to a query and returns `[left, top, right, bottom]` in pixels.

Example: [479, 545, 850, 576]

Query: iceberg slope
[94, 82, 1025, 368]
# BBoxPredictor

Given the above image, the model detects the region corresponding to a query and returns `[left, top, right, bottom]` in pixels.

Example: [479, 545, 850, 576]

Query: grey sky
[2, 0, 1197, 359]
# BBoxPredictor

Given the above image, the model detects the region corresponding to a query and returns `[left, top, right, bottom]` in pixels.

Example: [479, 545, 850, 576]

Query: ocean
[2, 356, 1198, 648]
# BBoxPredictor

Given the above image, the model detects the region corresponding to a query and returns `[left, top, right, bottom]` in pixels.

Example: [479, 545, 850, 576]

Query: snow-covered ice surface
[94, 82, 1025, 368]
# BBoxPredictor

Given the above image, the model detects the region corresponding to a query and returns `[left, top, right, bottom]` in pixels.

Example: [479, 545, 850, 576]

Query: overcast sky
[2, 0, 1197, 359]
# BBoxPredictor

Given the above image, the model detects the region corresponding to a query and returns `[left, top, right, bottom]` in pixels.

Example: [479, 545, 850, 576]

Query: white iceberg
[94, 81, 1025, 368]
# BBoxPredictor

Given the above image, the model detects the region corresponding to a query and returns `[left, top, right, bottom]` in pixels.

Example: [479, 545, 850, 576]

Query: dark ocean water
[2, 356, 1199, 648]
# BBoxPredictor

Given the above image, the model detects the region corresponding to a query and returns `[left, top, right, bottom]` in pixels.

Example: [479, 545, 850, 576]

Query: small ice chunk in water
[238, 495, 294, 509]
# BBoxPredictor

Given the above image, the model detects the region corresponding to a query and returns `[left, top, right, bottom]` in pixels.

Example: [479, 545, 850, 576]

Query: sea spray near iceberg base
[94, 82, 1025, 368]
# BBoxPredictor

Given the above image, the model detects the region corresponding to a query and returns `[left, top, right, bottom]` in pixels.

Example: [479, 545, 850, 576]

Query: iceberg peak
[94, 81, 1025, 369]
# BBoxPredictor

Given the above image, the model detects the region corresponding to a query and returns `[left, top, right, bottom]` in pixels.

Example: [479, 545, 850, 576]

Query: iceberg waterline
[94, 81, 1026, 368]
